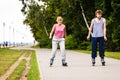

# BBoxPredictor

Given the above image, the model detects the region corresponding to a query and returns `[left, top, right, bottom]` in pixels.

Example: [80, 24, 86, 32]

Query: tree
[19, 0, 120, 51]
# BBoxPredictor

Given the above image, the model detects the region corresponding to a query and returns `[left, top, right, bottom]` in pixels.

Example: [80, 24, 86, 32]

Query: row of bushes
[39, 35, 119, 51]
[65, 35, 91, 50]
[38, 34, 120, 51]
[38, 35, 91, 50]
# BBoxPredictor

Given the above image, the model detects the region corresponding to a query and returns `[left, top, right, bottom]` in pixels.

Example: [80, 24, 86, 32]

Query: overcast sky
[0, 0, 35, 43]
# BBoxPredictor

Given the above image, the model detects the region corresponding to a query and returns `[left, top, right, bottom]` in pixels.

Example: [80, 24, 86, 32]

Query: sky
[0, 0, 35, 44]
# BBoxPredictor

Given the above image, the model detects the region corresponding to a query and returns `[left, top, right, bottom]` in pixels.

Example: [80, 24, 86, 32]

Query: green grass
[76, 50, 91, 54]
[31, 45, 40, 48]
[76, 50, 120, 60]
[6, 59, 26, 80]
[27, 50, 40, 80]
[105, 52, 120, 60]
[24, 50, 31, 57]
[0, 49, 40, 80]
[0, 48, 24, 76]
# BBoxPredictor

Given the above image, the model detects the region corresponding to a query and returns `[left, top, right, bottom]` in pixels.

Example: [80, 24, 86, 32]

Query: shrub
[77, 41, 90, 50]
[65, 35, 77, 49]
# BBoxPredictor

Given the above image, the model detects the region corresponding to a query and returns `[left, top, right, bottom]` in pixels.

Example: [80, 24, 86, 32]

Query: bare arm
[87, 19, 94, 40]
[103, 19, 107, 41]
[64, 27, 67, 38]
[49, 25, 55, 39]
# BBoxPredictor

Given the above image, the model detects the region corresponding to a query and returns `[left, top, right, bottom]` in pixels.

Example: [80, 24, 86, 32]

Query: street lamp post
[9, 26, 11, 47]
[13, 27, 15, 47]
[3, 22, 5, 47]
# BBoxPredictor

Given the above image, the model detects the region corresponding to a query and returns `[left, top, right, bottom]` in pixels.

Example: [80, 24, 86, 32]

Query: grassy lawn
[0, 48, 24, 76]
[31, 45, 40, 48]
[0, 48, 40, 80]
[24, 50, 30, 57]
[27, 50, 40, 80]
[7, 59, 26, 80]
[76, 50, 120, 60]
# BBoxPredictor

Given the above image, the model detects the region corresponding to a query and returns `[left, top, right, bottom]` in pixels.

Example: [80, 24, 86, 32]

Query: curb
[35, 50, 44, 80]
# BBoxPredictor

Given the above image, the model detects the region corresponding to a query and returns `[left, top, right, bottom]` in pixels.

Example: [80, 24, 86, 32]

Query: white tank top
[92, 18, 105, 37]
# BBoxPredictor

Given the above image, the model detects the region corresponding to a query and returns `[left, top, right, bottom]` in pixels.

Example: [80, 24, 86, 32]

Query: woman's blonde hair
[56, 16, 63, 22]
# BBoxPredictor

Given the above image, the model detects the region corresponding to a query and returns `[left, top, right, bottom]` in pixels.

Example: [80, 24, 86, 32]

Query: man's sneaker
[62, 59, 68, 67]
[102, 62, 105, 66]
[50, 59, 54, 67]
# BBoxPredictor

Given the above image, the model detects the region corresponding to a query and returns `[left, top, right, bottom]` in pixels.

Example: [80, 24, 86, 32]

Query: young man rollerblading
[87, 10, 107, 66]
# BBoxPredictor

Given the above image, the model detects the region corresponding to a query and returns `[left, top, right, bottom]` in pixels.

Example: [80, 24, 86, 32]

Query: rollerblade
[62, 59, 68, 67]
[92, 58, 95, 66]
[50, 58, 54, 67]
[101, 58, 105, 66]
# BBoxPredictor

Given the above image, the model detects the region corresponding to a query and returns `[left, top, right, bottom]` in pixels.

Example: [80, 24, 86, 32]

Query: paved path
[12, 45, 120, 80]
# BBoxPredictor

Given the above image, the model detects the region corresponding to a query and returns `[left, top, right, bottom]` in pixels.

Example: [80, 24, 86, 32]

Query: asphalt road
[11, 45, 120, 80]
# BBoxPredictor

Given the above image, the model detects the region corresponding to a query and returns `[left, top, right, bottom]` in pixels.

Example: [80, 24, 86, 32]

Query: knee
[60, 49, 65, 53]
[53, 50, 56, 53]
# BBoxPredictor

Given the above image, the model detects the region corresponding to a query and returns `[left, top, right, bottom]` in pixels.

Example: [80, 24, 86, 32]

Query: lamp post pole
[13, 27, 15, 47]
[3, 22, 5, 47]
[9, 26, 11, 46]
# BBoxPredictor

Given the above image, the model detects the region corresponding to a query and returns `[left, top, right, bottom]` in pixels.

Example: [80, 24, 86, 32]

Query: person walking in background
[87, 10, 107, 66]
[49, 16, 67, 67]
[3, 41, 6, 48]
[5, 41, 8, 48]
[0, 43, 1, 48]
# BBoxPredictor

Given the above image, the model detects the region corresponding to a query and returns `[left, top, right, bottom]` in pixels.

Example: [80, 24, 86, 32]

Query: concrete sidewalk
[36, 49, 120, 80]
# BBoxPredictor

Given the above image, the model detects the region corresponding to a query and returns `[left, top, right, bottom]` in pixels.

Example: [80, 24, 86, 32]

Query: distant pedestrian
[33, 40, 36, 45]
[5, 41, 8, 48]
[87, 10, 107, 66]
[49, 16, 67, 67]
[3, 41, 6, 48]
[0, 43, 1, 48]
